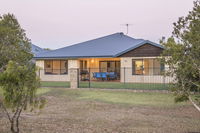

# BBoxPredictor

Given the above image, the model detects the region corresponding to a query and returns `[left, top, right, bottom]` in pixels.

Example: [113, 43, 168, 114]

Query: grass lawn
[0, 88, 200, 133]
[40, 81, 70, 88]
[47, 88, 184, 107]
[40, 81, 170, 90]
[80, 81, 170, 90]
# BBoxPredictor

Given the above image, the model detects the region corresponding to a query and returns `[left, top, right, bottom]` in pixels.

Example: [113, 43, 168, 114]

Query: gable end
[119, 44, 163, 57]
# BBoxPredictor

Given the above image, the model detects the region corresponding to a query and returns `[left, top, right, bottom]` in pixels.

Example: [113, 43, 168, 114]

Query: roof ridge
[58, 32, 126, 49]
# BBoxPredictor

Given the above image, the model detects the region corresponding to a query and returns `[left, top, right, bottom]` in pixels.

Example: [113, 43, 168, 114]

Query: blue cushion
[96, 73, 102, 78]
[101, 72, 107, 78]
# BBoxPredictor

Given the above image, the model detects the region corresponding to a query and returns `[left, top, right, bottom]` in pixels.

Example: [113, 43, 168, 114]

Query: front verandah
[78, 58, 121, 81]
[78, 57, 167, 83]
[36, 57, 172, 84]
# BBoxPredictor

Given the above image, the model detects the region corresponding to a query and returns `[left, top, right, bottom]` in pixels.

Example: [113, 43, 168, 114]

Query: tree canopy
[161, 0, 200, 105]
[0, 13, 44, 133]
[0, 13, 32, 71]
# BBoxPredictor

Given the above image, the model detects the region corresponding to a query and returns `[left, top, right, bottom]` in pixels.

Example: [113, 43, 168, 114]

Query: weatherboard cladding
[119, 44, 164, 57]
[34, 33, 164, 59]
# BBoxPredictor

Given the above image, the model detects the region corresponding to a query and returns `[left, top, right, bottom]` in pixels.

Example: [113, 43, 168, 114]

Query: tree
[0, 13, 45, 133]
[161, 0, 200, 108]
[0, 13, 32, 71]
[0, 61, 45, 133]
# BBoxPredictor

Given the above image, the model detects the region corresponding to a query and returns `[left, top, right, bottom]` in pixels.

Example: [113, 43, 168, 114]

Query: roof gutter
[33, 55, 115, 60]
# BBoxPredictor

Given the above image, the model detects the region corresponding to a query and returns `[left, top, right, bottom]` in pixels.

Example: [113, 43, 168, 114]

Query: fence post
[89, 68, 91, 88]
[77, 68, 79, 88]
[124, 67, 126, 84]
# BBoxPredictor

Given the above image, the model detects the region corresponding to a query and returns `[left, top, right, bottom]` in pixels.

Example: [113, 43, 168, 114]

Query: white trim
[120, 57, 160, 59]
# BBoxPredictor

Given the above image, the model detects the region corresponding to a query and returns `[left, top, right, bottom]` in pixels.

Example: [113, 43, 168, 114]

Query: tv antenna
[121, 23, 133, 35]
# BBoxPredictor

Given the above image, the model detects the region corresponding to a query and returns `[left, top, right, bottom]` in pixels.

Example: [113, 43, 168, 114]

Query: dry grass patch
[0, 88, 200, 133]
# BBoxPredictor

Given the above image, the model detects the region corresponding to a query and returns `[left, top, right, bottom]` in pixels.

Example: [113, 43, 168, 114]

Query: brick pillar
[68, 59, 79, 89]
[70, 68, 78, 88]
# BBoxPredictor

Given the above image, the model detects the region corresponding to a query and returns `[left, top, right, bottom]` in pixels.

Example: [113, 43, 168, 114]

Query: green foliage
[43, 48, 51, 51]
[0, 13, 32, 70]
[0, 13, 45, 133]
[0, 61, 39, 108]
[0, 61, 45, 133]
[161, 0, 200, 103]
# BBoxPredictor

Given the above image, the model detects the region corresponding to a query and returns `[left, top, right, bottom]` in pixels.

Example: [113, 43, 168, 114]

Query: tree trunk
[10, 119, 19, 133]
[16, 116, 20, 133]
[10, 120, 16, 133]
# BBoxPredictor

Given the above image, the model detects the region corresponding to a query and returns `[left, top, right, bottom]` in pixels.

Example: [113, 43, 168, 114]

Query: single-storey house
[34, 32, 172, 83]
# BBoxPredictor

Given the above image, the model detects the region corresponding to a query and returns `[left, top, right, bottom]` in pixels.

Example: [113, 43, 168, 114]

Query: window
[99, 61, 120, 73]
[60, 60, 68, 74]
[132, 60, 144, 75]
[44, 60, 53, 74]
[132, 59, 164, 75]
[80, 60, 87, 70]
[45, 60, 52, 68]
[44, 60, 68, 75]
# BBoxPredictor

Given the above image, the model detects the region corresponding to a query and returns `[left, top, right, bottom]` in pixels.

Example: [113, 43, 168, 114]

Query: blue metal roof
[34, 33, 163, 59]
[31, 44, 47, 55]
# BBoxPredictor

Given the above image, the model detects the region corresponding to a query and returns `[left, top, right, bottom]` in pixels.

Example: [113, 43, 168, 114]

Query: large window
[60, 60, 68, 74]
[44, 60, 53, 74]
[44, 60, 68, 75]
[132, 59, 164, 75]
[132, 60, 144, 75]
[99, 61, 120, 73]
[80, 60, 87, 70]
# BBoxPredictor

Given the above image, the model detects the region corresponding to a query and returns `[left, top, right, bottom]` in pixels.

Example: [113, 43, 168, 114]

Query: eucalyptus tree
[161, 0, 200, 108]
[0, 13, 32, 71]
[0, 14, 45, 133]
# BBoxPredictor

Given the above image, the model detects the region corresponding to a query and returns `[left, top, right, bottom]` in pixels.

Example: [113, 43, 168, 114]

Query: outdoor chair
[94, 72, 102, 80]
[101, 72, 107, 81]
[107, 72, 117, 80]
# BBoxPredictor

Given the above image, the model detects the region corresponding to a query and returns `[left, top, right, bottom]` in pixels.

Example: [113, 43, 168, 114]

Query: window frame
[44, 60, 68, 75]
[99, 61, 120, 72]
[132, 59, 144, 75]
[44, 60, 53, 74]
[132, 59, 165, 75]
[60, 60, 68, 75]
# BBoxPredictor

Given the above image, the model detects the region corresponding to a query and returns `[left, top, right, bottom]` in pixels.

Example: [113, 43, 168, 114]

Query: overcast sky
[0, 0, 194, 49]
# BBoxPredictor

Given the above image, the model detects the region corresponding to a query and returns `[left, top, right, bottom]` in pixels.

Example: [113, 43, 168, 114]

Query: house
[34, 32, 172, 83]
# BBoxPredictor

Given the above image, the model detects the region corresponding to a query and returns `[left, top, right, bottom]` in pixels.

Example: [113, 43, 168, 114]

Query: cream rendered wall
[120, 57, 174, 83]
